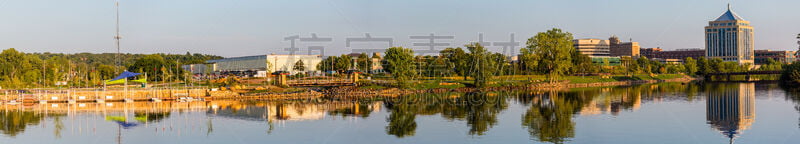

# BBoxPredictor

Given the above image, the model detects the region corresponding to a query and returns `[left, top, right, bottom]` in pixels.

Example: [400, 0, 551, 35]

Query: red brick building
[640, 47, 662, 58]
[653, 48, 706, 60]
[754, 50, 797, 64]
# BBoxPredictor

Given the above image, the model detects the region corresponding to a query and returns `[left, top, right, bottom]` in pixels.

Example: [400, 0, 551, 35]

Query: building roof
[206, 55, 267, 63]
[714, 4, 745, 21]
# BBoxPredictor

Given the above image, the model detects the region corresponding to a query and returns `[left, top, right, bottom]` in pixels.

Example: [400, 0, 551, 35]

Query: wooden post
[350, 72, 359, 86]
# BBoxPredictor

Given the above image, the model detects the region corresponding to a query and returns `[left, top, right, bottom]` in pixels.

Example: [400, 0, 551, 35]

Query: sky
[1, 0, 799, 57]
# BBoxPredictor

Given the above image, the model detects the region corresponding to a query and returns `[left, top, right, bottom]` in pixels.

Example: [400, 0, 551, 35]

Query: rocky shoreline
[319, 76, 698, 100]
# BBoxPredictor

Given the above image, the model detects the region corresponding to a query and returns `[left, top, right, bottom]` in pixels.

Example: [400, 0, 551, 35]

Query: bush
[781, 62, 800, 85]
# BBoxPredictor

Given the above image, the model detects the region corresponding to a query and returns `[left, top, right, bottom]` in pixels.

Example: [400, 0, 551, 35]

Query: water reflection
[207, 101, 383, 122]
[579, 88, 641, 116]
[0, 82, 798, 143]
[782, 84, 800, 129]
[384, 91, 508, 137]
[0, 110, 47, 136]
[520, 91, 587, 144]
[706, 83, 755, 143]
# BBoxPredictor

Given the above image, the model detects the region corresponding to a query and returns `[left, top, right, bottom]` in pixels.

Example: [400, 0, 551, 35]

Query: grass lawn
[410, 80, 467, 90]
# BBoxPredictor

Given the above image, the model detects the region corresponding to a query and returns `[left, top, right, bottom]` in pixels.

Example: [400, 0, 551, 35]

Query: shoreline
[0, 76, 700, 103]
[324, 76, 699, 100]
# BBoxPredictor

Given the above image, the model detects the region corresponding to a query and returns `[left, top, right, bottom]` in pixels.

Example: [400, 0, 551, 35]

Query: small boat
[6, 100, 21, 105]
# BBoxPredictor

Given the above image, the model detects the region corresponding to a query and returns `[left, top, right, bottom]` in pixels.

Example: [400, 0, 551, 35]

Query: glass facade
[705, 7, 754, 64]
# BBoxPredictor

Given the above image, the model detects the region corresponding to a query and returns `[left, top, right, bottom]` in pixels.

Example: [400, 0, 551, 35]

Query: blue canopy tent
[104, 71, 147, 90]
[111, 71, 141, 81]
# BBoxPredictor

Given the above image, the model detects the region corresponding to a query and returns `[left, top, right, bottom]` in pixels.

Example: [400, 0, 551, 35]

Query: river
[1, 82, 799, 143]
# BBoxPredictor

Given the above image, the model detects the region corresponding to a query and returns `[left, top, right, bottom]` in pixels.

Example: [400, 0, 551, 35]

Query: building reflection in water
[579, 87, 642, 116]
[0, 101, 383, 138]
[207, 101, 382, 122]
[706, 83, 755, 143]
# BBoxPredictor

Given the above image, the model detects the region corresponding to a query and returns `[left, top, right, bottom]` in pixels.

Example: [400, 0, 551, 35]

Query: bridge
[706, 70, 781, 81]
[287, 78, 355, 86]
[279, 74, 360, 87]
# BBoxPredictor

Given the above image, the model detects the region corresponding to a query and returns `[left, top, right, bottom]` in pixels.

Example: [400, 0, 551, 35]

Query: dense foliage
[521, 28, 575, 82]
[0, 48, 221, 88]
[317, 54, 353, 73]
[383, 47, 416, 87]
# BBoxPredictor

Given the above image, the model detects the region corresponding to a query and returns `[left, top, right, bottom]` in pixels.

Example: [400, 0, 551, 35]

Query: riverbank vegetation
[364, 28, 703, 89]
[0, 48, 222, 89]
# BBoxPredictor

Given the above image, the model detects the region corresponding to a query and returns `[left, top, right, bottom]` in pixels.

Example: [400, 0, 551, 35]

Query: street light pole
[796, 33, 800, 61]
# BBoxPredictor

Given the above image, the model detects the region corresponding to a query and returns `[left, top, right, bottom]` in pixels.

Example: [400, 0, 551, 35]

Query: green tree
[430, 56, 453, 77]
[697, 57, 711, 76]
[316, 55, 353, 73]
[570, 51, 597, 74]
[684, 57, 698, 75]
[490, 53, 511, 76]
[621, 56, 638, 76]
[440, 47, 469, 80]
[781, 62, 800, 85]
[128, 54, 174, 81]
[293, 60, 305, 72]
[637, 56, 651, 74]
[335, 55, 353, 72]
[356, 53, 370, 72]
[758, 58, 783, 71]
[522, 28, 575, 82]
[708, 58, 724, 73]
[384, 47, 416, 87]
[317, 56, 335, 72]
[466, 43, 496, 87]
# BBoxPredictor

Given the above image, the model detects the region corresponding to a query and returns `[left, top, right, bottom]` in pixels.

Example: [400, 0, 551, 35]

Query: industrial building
[183, 54, 323, 77]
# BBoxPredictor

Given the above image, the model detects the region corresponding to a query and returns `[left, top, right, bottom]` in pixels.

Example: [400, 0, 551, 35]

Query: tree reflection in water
[781, 83, 800, 129]
[384, 100, 417, 137]
[0, 110, 45, 137]
[384, 91, 508, 137]
[519, 91, 590, 144]
[0, 82, 770, 143]
[134, 112, 171, 123]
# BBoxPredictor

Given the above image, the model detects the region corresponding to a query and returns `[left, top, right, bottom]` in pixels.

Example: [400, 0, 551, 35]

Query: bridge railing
[286, 79, 354, 85]
[707, 70, 781, 75]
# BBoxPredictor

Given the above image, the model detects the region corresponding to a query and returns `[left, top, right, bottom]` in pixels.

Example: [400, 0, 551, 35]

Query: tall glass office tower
[705, 5, 754, 64]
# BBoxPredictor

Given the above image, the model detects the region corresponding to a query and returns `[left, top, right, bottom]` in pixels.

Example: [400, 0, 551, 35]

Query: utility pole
[114, 0, 122, 73]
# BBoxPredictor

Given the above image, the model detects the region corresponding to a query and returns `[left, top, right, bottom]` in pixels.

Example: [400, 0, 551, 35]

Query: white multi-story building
[573, 39, 611, 57]
[705, 5, 754, 64]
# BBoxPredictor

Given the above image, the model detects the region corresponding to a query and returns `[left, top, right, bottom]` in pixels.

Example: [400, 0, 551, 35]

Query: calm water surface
[2, 82, 800, 144]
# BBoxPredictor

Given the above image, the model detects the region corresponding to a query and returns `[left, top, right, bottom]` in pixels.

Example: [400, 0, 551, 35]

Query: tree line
[0, 48, 222, 88]
[373, 28, 777, 88]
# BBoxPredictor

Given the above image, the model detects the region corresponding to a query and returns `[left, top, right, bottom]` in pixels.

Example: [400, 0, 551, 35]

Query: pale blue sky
[1, 0, 798, 57]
